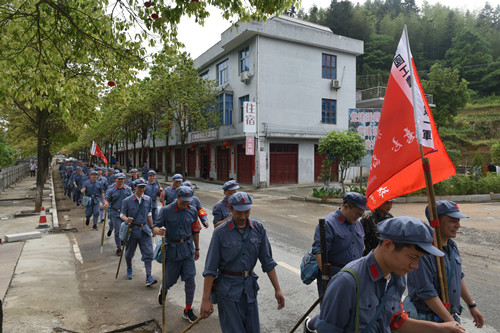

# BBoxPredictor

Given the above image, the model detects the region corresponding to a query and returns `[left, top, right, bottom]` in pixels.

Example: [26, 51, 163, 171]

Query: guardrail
[0, 163, 30, 193]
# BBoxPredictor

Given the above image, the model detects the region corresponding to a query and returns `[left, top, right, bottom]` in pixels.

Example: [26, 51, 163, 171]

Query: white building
[116, 16, 364, 186]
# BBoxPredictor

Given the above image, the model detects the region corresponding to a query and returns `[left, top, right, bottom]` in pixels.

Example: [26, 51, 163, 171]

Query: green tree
[0, 130, 14, 167]
[421, 63, 469, 127]
[471, 152, 485, 177]
[492, 142, 500, 165]
[318, 130, 366, 192]
[150, 52, 217, 177]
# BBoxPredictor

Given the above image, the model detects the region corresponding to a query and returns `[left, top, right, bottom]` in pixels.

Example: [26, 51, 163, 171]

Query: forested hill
[299, 0, 500, 97]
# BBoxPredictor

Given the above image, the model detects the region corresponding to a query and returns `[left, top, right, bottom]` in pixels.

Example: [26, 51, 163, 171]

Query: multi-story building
[116, 16, 364, 186]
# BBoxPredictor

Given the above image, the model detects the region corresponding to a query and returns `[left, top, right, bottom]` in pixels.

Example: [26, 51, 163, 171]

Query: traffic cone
[36, 207, 49, 229]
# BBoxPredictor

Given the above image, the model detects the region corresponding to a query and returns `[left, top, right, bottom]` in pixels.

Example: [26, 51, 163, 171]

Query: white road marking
[69, 233, 84, 264]
[278, 261, 300, 275]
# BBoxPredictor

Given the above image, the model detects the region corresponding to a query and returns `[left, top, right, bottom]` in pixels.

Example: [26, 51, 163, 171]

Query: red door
[314, 144, 338, 182]
[270, 144, 298, 185]
[216, 146, 230, 181]
[199, 147, 210, 179]
[187, 149, 196, 177]
[237, 145, 254, 184]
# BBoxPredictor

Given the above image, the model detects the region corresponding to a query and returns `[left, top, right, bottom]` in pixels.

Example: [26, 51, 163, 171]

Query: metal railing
[356, 86, 434, 105]
[0, 163, 30, 193]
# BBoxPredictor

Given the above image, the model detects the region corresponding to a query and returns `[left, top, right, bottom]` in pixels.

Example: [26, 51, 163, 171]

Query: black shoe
[183, 308, 198, 323]
[85, 218, 90, 226]
[92, 225, 98, 231]
[100, 219, 104, 224]
[107, 229, 112, 237]
[115, 248, 122, 256]
[158, 285, 163, 305]
[303, 317, 317, 333]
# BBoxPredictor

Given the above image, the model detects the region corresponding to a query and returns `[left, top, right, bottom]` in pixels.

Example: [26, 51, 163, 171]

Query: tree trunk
[180, 137, 186, 177]
[35, 107, 49, 213]
[152, 134, 157, 172]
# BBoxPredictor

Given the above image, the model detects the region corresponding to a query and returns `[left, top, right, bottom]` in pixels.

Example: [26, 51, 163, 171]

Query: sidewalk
[0, 173, 88, 332]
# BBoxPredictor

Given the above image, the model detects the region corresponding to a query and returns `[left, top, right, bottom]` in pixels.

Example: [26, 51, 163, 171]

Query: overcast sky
[174, 0, 500, 60]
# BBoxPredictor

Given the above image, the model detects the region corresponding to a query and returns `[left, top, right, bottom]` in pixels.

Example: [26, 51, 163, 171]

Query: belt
[131, 222, 146, 226]
[221, 269, 253, 278]
[111, 207, 120, 212]
[329, 261, 346, 268]
[152, 199, 157, 201]
[170, 236, 191, 243]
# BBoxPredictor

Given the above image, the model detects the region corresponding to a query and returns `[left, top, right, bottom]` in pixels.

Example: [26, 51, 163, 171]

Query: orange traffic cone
[36, 207, 49, 229]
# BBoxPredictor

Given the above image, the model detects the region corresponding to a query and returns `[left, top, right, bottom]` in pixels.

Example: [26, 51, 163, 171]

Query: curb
[292, 193, 499, 205]
[50, 168, 59, 230]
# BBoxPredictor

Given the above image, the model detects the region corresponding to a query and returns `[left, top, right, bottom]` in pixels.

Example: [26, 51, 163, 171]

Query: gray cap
[176, 186, 194, 202]
[228, 192, 253, 212]
[172, 173, 183, 181]
[115, 173, 126, 179]
[342, 192, 369, 210]
[182, 181, 193, 188]
[222, 180, 240, 191]
[131, 169, 138, 173]
[90, 170, 98, 175]
[378, 216, 444, 257]
[425, 200, 469, 221]
[134, 178, 147, 187]
[147, 170, 156, 176]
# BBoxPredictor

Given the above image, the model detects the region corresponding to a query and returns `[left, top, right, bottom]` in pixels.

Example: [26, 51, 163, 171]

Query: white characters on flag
[391, 138, 403, 152]
[404, 128, 416, 144]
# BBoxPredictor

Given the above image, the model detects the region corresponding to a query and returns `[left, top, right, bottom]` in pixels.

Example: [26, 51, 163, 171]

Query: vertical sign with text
[245, 136, 254, 155]
[243, 102, 257, 134]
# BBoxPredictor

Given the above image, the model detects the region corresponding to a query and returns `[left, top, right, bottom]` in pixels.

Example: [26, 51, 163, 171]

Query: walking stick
[289, 295, 323, 333]
[100, 210, 107, 254]
[161, 236, 166, 333]
[181, 316, 203, 333]
[115, 223, 132, 279]
[290, 219, 330, 333]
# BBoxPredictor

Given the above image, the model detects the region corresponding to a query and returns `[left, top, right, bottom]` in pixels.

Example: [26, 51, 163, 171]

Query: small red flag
[91, 141, 108, 165]
[366, 26, 455, 210]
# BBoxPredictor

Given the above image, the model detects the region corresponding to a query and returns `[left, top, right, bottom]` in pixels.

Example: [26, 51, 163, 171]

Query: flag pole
[404, 25, 450, 312]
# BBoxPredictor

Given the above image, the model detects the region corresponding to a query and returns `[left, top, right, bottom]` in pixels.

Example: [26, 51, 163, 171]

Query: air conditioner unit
[240, 71, 250, 83]
[331, 79, 341, 89]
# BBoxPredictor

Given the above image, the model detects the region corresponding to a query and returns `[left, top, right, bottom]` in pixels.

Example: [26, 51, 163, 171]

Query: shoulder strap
[132, 197, 145, 222]
[332, 227, 355, 256]
[362, 280, 395, 333]
[224, 223, 254, 270]
[342, 268, 360, 333]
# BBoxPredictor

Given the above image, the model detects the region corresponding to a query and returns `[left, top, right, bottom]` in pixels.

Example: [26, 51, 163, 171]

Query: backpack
[300, 249, 320, 285]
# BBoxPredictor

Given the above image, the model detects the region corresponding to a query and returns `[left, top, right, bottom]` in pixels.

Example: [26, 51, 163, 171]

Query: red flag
[91, 141, 108, 165]
[366, 26, 455, 210]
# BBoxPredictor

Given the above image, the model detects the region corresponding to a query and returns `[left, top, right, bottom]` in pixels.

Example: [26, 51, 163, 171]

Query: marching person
[360, 199, 394, 255]
[81, 170, 106, 230]
[145, 170, 163, 223]
[71, 167, 85, 207]
[406, 201, 484, 327]
[106, 168, 116, 186]
[128, 168, 139, 191]
[162, 173, 183, 206]
[29, 161, 36, 177]
[96, 167, 109, 223]
[153, 186, 202, 323]
[212, 180, 239, 228]
[141, 163, 149, 180]
[307, 216, 465, 333]
[120, 178, 157, 286]
[312, 192, 368, 298]
[104, 173, 133, 256]
[63, 165, 74, 199]
[181, 181, 209, 228]
[200, 192, 285, 332]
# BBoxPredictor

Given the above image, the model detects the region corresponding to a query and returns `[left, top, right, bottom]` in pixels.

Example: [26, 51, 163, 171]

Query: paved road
[2, 173, 498, 332]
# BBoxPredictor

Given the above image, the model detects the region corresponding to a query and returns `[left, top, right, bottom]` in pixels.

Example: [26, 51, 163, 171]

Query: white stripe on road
[69, 233, 84, 264]
[277, 261, 300, 275]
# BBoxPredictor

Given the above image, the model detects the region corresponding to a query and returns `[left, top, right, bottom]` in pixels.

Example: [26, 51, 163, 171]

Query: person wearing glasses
[311, 192, 368, 298]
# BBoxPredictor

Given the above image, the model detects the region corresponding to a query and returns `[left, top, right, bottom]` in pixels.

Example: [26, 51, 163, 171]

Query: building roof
[194, 16, 364, 69]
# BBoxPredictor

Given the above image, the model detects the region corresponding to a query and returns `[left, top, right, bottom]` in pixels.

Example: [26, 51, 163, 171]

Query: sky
[175, 0, 500, 60]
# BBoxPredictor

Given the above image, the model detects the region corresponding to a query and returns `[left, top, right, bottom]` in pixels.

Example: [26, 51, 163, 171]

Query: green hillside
[439, 102, 500, 166]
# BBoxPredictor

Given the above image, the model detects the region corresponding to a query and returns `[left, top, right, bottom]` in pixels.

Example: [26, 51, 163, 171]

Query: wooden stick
[100, 209, 107, 254]
[181, 316, 203, 333]
[82, 196, 86, 229]
[161, 236, 166, 333]
[289, 294, 323, 333]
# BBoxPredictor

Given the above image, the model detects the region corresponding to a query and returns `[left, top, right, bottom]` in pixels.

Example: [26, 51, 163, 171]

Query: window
[239, 95, 249, 122]
[239, 47, 249, 73]
[216, 59, 229, 85]
[322, 53, 337, 79]
[200, 70, 209, 80]
[217, 93, 233, 125]
[322, 99, 336, 124]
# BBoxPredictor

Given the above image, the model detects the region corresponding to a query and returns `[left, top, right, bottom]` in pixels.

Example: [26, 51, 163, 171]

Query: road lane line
[69, 233, 84, 264]
[277, 261, 300, 275]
